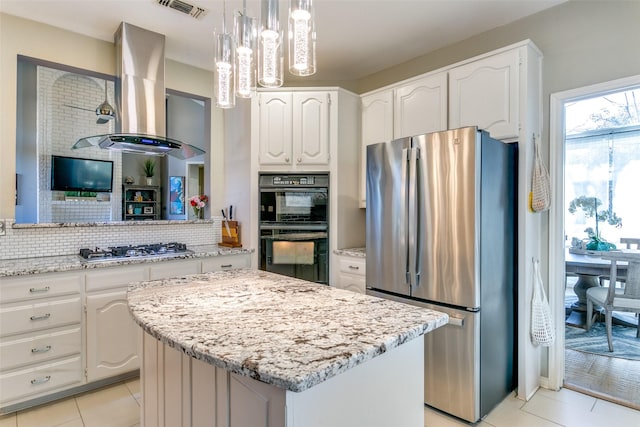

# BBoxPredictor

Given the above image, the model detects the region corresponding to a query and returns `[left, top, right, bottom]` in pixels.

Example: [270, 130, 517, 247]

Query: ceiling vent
[156, 0, 208, 20]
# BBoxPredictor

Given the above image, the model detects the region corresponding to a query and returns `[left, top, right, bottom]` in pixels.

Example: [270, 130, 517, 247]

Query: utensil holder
[219, 220, 242, 248]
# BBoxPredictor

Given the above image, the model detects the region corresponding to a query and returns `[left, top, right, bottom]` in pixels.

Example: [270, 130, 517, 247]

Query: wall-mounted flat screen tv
[51, 155, 113, 193]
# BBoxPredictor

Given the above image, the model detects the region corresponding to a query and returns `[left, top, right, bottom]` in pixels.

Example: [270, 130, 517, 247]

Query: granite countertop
[334, 247, 366, 258]
[0, 244, 252, 277]
[127, 268, 448, 393]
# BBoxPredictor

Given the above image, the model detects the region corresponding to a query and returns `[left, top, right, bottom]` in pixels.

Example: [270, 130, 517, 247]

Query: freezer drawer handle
[448, 316, 465, 327]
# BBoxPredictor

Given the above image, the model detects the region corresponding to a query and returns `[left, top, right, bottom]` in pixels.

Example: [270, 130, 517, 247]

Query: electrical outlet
[0, 220, 5, 236]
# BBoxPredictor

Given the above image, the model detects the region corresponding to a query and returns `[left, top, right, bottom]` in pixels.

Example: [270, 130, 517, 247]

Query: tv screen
[51, 155, 113, 193]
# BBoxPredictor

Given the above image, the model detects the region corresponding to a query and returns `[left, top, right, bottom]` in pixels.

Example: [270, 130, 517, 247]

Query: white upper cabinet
[394, 72, 448, 138]
[448, 49, 520, 140]
[360, 90, 394, 207]
[361, 41, 538, 208]
[257, 91, 331, 170]
[258, 92, 294, 166]
[293, 92, 331, 167]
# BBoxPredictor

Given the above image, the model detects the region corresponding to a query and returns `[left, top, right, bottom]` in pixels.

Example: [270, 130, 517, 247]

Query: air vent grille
[156, 0, 208, 20]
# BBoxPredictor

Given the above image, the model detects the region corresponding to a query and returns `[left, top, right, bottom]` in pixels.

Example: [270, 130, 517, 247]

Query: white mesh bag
[530, 135, 551, 212]
[531, 259, 555, 346]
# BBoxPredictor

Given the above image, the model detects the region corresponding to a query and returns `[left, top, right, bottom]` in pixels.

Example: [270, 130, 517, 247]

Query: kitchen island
[127, 268, 448, 427]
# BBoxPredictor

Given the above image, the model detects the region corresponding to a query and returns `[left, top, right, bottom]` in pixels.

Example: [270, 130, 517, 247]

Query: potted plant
[143, 159, 155, 185]
[568, 195, 622, 251]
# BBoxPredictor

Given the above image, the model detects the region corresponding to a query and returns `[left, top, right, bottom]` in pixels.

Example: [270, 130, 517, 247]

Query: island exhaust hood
[73, 22, 205, 159]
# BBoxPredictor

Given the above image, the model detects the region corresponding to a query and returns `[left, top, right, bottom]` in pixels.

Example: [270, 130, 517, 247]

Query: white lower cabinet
[334, 255, 366, 294]
[85, 289, 140, 382]
[0, 325, 81, 371]
[201, 254, 250, 273]
[84, 265, 148, 382]
[0, 356, 83, 404]
[0, 253, 251, 411]
[149, 259, 201, 280]
[0, 271, 83, 409]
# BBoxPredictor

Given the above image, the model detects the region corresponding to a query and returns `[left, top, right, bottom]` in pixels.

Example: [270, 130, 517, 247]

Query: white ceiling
[0, 0, 566, 83]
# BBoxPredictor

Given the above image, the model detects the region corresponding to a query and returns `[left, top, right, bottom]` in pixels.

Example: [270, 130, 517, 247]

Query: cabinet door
[292, 92, 331, 168]
[448, 49, 519, 140]
[360, 90, 394, 207]
[394, 72, 448, 138]
[258, 92, 293, 166]
[86, 289, 139, 382]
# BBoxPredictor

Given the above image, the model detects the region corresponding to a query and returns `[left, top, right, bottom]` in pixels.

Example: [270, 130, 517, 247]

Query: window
[565, 88, 640, 247]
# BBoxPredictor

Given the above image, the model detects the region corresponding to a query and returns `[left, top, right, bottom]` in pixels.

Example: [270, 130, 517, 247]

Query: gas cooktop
[79, 242, 192, 262]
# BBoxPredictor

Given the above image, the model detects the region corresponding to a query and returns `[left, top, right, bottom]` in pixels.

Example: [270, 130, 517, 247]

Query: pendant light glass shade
[288, 0, 316, 76]
[215, 32, 235, 108]
[258, 0, 283, 88]
[235, 13, 257, 98]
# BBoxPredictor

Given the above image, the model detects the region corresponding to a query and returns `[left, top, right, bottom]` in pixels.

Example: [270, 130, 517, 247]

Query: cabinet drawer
[0, 296, 81, 337]
[0, 355, 82, 405]
[149, 259, 201, 280]
[337, 273, 366, 294]
[201, 255, 250, 273]
[0, 272, 82, 304]
[0, 325, 81, 371]
[338, 257, 366, 277]
[85, 264, 149, 292]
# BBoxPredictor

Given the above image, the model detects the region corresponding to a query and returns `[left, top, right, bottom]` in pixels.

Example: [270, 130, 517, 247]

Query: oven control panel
[272, 176, 315, 186]
[260, 174, 329, 188]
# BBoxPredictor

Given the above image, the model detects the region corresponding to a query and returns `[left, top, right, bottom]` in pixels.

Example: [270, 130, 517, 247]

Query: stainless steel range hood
[73, 22, 205, 159]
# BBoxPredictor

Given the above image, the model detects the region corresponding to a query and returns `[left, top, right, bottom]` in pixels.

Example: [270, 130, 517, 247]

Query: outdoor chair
[586, 250, 640, 351]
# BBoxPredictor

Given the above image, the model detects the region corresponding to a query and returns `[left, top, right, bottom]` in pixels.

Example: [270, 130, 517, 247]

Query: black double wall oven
[259, 173, 329, 284]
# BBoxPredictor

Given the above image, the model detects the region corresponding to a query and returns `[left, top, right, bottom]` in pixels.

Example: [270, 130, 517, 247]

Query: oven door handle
[260, 224, 328, 231]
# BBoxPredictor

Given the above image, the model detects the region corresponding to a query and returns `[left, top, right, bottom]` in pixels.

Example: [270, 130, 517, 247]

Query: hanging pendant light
[258, 0, 283, 88]
[288, 0, 316, 76]
[215, 1, 235, 108]
[235, 1, 257, 98]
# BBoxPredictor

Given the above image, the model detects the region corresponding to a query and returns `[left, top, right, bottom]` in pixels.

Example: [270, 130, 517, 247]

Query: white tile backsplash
[0, 218, 224, 260]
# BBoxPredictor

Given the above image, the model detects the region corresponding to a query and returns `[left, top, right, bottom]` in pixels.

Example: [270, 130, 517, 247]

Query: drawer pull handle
[29, 286, 50, 293]
[30, 376, 51, 385]
[221, 264, 233, 268]
[31, 345, 52, 354]
[30, 313, 51, 321]
[348, 265, 360, 270]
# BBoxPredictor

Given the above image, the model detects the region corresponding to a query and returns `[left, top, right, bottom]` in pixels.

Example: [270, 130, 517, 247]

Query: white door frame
[547, 74, 640, 389]
[185, 161, 204, 218]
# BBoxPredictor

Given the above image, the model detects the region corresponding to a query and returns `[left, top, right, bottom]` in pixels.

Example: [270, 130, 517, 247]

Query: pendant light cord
[222, 0, 227, 34]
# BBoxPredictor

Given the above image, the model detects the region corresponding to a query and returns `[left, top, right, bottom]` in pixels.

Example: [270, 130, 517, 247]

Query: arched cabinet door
[258, 92, 294, 166]
[448, 48, 520, 141]
[394, 72, 448, 139]
[293, 91, 331, 167]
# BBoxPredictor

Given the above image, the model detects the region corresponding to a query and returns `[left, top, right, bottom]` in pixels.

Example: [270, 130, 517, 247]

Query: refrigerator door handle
[401, 147, 410, 286]
[408, 146, 419, 289]
[447, 315, 465, 327]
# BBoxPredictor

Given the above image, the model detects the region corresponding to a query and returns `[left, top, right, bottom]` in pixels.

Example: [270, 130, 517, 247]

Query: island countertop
[127, 268, 448, 393]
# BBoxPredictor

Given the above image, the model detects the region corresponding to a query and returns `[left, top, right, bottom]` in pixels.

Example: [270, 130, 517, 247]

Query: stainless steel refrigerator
[366, 126, 517, 423]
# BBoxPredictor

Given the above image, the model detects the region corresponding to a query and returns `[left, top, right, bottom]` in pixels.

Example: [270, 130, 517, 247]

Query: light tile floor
[2, 379, 640, 427]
